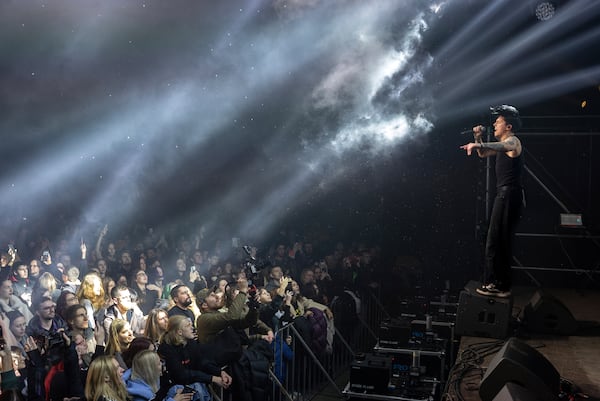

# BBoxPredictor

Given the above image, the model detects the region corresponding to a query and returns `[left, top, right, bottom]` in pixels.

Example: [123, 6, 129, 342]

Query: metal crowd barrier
[209, 287, 391, 401]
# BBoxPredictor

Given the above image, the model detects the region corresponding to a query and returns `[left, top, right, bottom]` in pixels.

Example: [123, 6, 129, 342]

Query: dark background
[1, 0, 599, 287]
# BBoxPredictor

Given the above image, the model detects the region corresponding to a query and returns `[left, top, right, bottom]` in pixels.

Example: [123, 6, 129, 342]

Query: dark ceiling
[0, 0, 598, 274]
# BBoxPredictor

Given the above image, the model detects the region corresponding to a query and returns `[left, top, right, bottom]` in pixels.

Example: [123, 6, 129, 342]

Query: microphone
[460, 126, 486, 135]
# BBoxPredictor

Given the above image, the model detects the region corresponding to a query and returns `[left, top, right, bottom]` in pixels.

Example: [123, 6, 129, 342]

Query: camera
[31, 331, 66, 365]
[241, 245, 271, 285]
[46, 332, 66, 349]
[242, 245, 258, 273]
[223, 281, 260, 309]
[247, 284, 260, 309]
[247, 284, 257, 299]
[33, 331, 65, 352]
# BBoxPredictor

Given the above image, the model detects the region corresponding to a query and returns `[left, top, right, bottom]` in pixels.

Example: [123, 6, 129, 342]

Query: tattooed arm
[461, 136, 521, 158]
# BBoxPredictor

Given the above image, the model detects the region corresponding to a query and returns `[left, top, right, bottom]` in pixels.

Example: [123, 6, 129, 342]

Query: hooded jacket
[125, 374, 156, 401]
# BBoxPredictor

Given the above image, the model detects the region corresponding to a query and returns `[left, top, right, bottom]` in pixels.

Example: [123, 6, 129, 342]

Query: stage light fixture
[534, 1, 556, 21]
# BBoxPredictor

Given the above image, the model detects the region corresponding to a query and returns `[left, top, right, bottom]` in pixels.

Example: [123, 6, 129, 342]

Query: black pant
[484, 186, 523, 291]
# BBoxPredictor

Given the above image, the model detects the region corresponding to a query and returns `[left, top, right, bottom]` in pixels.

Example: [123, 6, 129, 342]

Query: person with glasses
[25, 296, 67, 339]
[131, 269, 160, 316]
[103, 285, 145, 336]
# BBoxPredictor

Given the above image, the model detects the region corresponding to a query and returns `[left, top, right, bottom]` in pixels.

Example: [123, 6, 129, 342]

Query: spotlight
[534, 1, 556, 21]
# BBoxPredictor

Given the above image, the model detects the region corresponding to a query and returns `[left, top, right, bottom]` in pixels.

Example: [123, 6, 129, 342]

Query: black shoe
[476, 283, 511, 298]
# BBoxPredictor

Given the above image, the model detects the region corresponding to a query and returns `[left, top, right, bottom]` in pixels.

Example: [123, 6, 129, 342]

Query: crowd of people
[0, 224, 380, 401]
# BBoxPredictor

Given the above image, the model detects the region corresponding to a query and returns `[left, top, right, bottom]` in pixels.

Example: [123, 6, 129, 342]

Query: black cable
[441, 340, 504, 401]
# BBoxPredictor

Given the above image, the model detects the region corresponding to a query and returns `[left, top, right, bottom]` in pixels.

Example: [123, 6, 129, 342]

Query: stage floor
[448, 285, 600, 401]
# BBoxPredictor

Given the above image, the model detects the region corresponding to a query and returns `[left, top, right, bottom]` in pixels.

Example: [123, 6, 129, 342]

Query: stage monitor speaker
[455, 288, 512, 339]
[522, 290, 577, 335]
[479, 337, 560, 401]
[491, 382, 544, 401]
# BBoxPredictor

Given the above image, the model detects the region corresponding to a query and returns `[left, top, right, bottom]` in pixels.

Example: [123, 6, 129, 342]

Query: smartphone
[181, 386, 196, 394]
[190, 265, 197, 274]
[0, 325, 5, 350]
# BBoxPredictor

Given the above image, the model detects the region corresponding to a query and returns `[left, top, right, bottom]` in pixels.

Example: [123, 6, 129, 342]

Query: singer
[460, 105, 524, 298]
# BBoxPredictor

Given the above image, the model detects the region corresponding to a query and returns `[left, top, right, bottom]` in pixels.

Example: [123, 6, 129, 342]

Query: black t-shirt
[134, 285, 159, 315]
[168, 305, 196, 327]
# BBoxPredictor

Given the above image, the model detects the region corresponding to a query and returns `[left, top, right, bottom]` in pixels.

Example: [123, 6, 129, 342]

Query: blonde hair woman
[85, 355, 128, 401]
[125, 350, 192, 401]
[77, 273, 105, 330]
[158, 315, 232, 389]
[32, 271, 59, 301]
[105, 318, 133, 369]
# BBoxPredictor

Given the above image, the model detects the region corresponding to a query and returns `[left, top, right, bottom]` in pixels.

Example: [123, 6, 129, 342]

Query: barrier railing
[270, 321, 355, 401]
[268, 287, 391, 400]
[209, 287, 392, 401]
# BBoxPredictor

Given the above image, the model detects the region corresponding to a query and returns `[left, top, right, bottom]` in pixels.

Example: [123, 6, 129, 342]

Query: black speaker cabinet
[455, 289, 512, 339]
[479, 337, 560, 401]
[522, 290, 577, 335]
[349, 353, 391, 393]
[491, 382, 543, 401]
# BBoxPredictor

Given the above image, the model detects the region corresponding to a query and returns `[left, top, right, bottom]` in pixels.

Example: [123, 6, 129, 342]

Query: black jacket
[231, 340, 274, 401]
[157, 340, 221, 385]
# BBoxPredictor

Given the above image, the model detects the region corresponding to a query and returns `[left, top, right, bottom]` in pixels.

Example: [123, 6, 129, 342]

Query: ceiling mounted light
[534, 1, 556, 21]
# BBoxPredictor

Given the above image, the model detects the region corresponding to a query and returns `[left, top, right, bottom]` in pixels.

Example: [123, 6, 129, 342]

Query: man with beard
[195, 278, 260, 344]
[167, 284, 196, 328]
[196, 278, 272, 401]
[26, 296, 67, 339]
[113, 250, 133, 282]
